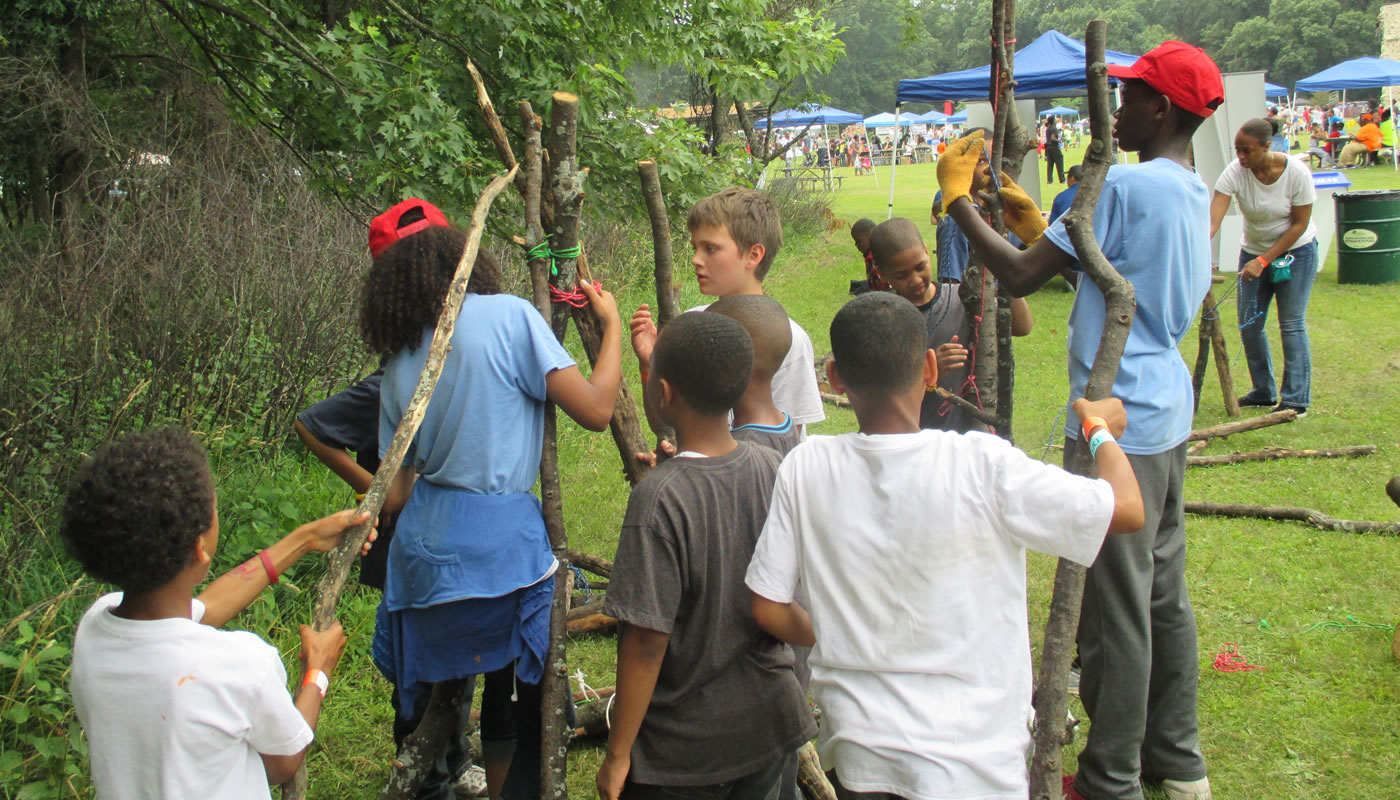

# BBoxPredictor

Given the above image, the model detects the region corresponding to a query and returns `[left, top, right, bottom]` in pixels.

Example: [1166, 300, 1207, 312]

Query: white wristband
[302, 668, 329, 698]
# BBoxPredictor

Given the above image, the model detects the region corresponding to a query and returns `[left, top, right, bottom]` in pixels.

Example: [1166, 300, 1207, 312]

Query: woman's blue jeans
[1236, 240, 1318, 408]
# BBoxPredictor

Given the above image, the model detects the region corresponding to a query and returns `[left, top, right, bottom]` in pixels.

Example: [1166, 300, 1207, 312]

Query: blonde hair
[687, 187, 783, 281]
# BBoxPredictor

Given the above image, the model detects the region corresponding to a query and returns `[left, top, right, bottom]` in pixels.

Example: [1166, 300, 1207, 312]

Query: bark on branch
[637, 160, 680, 326]
[1187, 409, 1297, 442]
[381, 680, 472, 800]
[1029, 21, 1134, 800]
[1184, 502, 1400, 535]
[1187, 445, 1376, 468]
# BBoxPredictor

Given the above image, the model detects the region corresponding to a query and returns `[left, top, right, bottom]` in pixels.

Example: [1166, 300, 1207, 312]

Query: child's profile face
[852, 232, 870, 255]
[882, 244, 935, 306]
[690, 223, 758, 297]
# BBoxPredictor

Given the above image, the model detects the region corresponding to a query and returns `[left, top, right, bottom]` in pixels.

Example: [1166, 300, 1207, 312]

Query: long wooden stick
[565, 548, 612, 578]
[1184, 501, 1400, 534]
[278, 167, 516, 800]
[1187, 444, 1376, 468]
[1029, 21, 1134, 800]
[381, 680, 472, 800]
[1187, 409, 1297, 442]
[637, 160, 680, 326]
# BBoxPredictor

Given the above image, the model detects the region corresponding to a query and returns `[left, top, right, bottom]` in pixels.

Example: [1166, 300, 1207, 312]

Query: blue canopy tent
[753, 105, 864, 129]
[1296, 57, 1400, 169]
[865, 112, 914, 127]
[1264, 82, 1288, 98]
[1039, 105, 1080, 117]
[896, 30, 1139, 102]
[912, 109, 948, 124]
[947, 110, 968, 124]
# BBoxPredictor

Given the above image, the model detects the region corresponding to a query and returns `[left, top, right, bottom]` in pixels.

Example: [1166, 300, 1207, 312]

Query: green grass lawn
[10, 144, 1398, 799]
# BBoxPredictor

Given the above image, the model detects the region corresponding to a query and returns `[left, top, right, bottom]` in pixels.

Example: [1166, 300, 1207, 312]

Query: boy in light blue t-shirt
[936, 41, 1223, 800]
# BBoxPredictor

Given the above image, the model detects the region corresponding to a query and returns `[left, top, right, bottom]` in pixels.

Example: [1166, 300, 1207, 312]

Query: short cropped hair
[851, 218, 876, 238]
[653, 312, 754, 415]
[687, 188, 783, 281]
[830, 293, 927, 394]
[60, 429, 215, 594]
[708, 295, 792, 381]
[868, 218, 925, 270]
[1240, 118, 1273, 146]
[1067, 164, 1084, 181]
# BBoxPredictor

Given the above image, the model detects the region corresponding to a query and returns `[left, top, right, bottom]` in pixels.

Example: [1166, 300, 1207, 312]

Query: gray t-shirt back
[605, 442, 816, 785]
[918, 288, 987, 434]
[731, 413, 803, 458]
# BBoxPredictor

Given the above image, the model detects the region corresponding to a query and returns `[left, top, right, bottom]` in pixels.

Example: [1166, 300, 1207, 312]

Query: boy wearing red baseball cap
[936, 41, 1223, 800]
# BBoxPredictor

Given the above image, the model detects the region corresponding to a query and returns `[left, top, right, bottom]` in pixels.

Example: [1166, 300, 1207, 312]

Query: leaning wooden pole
[279, 167, 517, 800]
[1028, 21, 1135, 800]
[637, 160, 680, 326]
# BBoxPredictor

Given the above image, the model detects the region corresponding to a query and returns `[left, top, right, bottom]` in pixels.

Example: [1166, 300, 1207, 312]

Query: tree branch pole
[381, 680, 472, 800]
[1187, 408, 1296, 442]
[1187, 444, 1376, 468]
[637, 160, 680, 326]
[278, 167, 517, 800]
[1029, 21, 1134, 800]
[1184, 502, 1400, 535]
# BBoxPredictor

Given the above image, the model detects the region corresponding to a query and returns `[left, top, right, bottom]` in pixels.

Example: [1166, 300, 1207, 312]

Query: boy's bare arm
[751, 593, 815, 647]
[197, 510, 372, 628]
[261, 621, 348, 784]
[1071, 398, 1146, 534]
[294, 419, 374, 495]
[1010, 296, 1033, 337]
[596, 623, 669, 800]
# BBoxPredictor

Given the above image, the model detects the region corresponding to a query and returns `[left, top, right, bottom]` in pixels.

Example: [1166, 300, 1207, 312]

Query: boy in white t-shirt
[629, 188, 824, 440]
[64, 428, 372, 800]
[745, 293, 1145, 800]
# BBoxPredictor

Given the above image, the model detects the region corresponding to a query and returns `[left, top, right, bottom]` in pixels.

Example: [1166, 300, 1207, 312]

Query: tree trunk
[995, 285, 1015, 442]
[1029, 21, 1136, 800]
[381, 680, 472, 800]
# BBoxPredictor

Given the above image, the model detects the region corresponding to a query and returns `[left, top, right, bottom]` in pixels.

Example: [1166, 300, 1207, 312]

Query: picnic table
[780, 165, 843, 191]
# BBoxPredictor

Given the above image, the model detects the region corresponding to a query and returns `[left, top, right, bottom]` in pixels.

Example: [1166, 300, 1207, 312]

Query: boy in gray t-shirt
[597, 313, 815, 800]
[708, 295, 803, 458]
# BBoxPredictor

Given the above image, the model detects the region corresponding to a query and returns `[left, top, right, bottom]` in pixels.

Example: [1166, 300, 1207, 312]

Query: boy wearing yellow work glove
[937, 42, 1226, 800]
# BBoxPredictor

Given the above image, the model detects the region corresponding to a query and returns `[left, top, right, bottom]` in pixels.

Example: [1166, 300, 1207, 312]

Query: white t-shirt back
[746, 431, 1113, 800]
[690, 304, 825, 427]
[1214, 157, 1317, 255]
[72, 593, 313, 800]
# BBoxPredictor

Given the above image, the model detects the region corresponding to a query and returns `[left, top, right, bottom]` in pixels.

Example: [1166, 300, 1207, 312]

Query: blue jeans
[1236, 240, 1318, 408]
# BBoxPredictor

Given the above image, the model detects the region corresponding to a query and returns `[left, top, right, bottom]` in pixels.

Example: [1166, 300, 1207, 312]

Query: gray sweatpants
[1069, 440, 1207, 800]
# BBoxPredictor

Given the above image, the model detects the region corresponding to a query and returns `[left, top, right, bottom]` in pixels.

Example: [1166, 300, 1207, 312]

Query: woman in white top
[1209, 118, 1318, 415]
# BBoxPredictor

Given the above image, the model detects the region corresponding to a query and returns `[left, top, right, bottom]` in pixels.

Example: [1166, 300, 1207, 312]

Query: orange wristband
[302, 668, 328, 698]
[1081, 415, 1109, 441]
[258, 550, 279, 585]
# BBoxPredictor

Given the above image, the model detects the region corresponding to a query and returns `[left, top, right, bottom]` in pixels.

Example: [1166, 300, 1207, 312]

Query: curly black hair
[360, 226, 502, 356]
[60, 428, 215, 594]
[653, 312, 753, 415]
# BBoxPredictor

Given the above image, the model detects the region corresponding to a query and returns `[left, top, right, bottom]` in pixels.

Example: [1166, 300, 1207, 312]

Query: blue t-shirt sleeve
[1044, 171, 1125, 268]
[510, 300, 576, 401]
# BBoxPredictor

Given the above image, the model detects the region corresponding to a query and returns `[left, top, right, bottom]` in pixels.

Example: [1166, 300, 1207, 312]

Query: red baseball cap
[1107, 41, 1224, 119]
[368, 198, 450, 258]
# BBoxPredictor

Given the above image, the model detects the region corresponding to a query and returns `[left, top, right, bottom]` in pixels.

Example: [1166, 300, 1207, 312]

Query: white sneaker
[452, 765, 488, 798]
[1160, 776, 1212, 800]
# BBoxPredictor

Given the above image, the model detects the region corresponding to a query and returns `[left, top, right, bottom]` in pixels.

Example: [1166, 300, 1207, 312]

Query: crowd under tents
[752, 105, 864, 130]
[1295, 56, 1400, 169]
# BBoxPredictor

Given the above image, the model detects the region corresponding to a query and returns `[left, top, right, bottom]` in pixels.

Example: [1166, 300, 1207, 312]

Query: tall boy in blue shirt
[936, 40, 1223, 800]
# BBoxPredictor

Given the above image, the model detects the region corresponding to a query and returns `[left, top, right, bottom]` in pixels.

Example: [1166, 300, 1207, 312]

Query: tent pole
[1391, 85, 1398, 170]
[887, 104, 902, 219]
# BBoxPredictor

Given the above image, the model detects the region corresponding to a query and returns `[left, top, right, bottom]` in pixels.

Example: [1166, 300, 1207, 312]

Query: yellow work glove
[936, 130, 986, 212]
[996, 173, 1047, 245]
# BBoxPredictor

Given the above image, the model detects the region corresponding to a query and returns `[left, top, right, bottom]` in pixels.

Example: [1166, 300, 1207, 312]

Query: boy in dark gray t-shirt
[597, 313, 814, 800]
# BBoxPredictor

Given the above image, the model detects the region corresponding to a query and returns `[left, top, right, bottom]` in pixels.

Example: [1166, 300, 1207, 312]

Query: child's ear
[744, 243, 766, 272]
[826, 359, 847, 396]
[193, 527, 215, 567]
[924, 348, 939, 388]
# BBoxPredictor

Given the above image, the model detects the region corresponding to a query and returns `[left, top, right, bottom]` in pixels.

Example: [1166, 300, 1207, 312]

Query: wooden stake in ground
[1189, 285, 1240, 417]
[1187, 409, 1296, 442]
[1028, 21, 1136, 800]
[637, 160, 680, 326]
[278, 167, 517, 800]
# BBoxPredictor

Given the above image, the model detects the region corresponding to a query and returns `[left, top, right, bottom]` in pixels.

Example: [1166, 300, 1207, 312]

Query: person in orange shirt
[1339, 121, 1381, 167]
